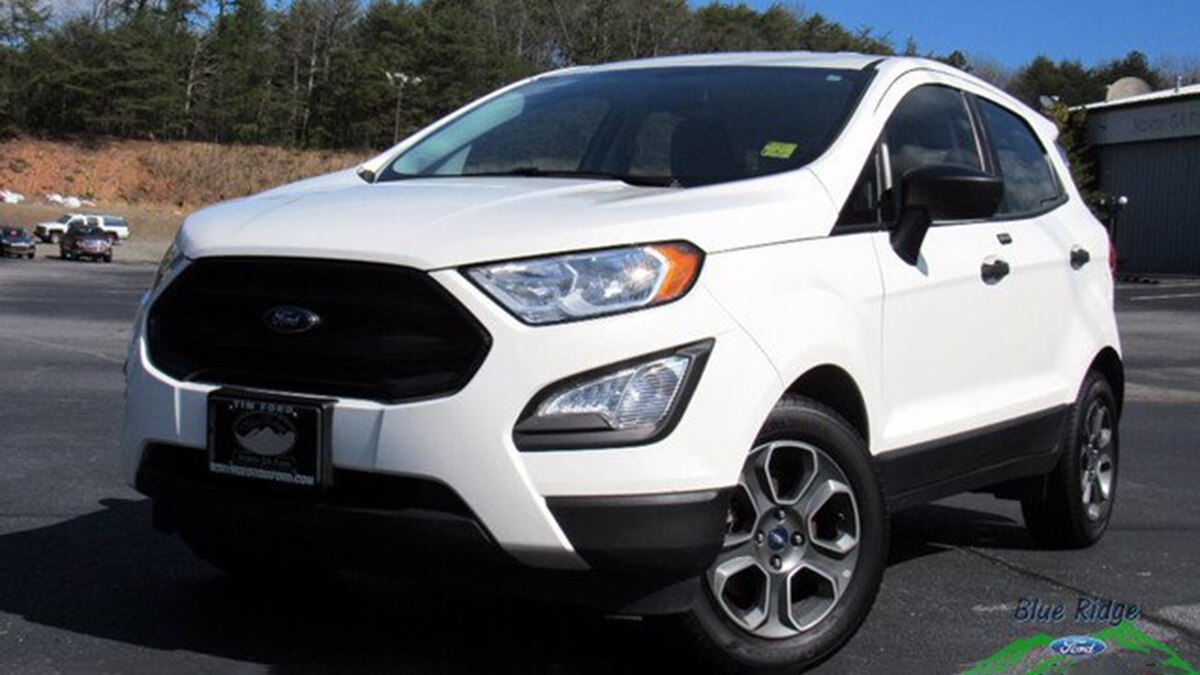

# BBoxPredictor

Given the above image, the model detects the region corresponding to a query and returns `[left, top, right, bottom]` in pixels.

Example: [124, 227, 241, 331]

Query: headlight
[151, 238, 185, 293]
[514, 340, 712, 450]
[465, 242, 703, 325]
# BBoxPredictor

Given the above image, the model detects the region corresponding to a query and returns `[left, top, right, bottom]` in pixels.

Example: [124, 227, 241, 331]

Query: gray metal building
[1083, 83, 1200, 274]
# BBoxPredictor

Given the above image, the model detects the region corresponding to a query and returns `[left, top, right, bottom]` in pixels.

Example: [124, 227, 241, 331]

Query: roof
[559, 51, 888, 74]
[1079, 82, 1200, 111]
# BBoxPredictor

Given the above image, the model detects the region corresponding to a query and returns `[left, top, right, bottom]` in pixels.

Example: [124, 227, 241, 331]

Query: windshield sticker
[761, 141, 798, 160]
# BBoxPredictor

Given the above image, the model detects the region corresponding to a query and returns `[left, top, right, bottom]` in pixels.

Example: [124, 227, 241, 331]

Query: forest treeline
[0, 0, 1191, 151]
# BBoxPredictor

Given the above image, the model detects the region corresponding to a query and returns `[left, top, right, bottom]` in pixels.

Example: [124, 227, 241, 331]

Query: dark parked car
[1, 226, 36, 259]
[60, 224, 113, 262]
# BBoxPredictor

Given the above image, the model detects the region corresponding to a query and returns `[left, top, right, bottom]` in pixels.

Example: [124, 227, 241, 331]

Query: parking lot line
[1129, 292, 1200, 302]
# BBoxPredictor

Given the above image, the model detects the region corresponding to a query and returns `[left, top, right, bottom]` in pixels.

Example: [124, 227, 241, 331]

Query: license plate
[208, 390, 333, 488]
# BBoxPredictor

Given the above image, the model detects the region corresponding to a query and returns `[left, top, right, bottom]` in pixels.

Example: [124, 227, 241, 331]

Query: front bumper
[138, 442, 732, 612]
[121, 264, 783, 572]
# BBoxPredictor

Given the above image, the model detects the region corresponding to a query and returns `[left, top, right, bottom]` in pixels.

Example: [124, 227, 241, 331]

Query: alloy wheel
[707, 440, 861, 639]
[1080, 399, 1115, 521]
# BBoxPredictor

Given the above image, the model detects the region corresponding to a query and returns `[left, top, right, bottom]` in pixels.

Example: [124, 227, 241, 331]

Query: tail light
[1108, 239, 1117, 276]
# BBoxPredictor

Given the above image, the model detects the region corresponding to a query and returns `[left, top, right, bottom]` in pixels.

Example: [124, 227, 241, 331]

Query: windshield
[2, 228, 26, 238]
[57, 215, 72, 223]
[379, 66, 870, 188]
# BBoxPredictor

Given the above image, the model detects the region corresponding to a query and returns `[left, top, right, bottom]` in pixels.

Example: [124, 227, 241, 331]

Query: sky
[695, 0, 1200, 68]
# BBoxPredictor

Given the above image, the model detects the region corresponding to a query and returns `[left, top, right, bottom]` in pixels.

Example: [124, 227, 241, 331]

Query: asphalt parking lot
[1, 258, 1197, 674]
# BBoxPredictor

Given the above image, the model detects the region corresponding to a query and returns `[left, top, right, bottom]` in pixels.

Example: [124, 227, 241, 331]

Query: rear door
[870, 85, 1045, 452]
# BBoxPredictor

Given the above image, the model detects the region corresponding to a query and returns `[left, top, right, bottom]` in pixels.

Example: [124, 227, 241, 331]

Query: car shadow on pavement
[890, 502, 1040, 562]
[0, 497, 1036, 674]
[0, 498, 688, 675]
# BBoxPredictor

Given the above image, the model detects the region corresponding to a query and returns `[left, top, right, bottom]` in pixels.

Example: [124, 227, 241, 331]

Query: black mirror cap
[891, 205, 930, 266]
[901, 164, 1004, 221]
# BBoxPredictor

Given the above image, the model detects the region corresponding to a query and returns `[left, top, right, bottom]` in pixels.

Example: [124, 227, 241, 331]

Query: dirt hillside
[0, 137, 363, 209]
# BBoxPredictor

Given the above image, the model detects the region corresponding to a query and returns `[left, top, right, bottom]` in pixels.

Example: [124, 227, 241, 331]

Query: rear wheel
[1022, 372, 1119, 548]
[680, 397, 887, 673]
[103, 252, 113, 263]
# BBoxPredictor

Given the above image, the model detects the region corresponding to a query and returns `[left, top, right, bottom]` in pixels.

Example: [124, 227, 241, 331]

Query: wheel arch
[784, 364, 870, 448]
[1088, 347, 1125, 417]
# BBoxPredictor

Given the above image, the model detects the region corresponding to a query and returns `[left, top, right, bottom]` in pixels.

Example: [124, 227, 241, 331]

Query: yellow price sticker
[760, 141, 799, 160]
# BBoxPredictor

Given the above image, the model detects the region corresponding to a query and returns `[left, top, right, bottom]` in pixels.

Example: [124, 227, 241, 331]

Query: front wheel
[49, 232, 61, 244]
[1022, 372, 1119, 548]
[680, 397, 888, 673]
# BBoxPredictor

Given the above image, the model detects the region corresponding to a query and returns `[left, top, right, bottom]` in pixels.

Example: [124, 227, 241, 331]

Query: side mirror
[891, 165, 1004, 265]
[356, 166, 377, 184]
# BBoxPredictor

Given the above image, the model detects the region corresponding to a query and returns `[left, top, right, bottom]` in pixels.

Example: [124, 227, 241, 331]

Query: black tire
[27, 252, 34, 260]
[679, 396, 888, 674]
[103, 252, 113, 263]
[49, 232, 61, 244]
[1022, 371, 1119, 549]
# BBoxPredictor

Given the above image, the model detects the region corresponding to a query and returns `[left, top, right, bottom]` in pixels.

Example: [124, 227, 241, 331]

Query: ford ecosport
[122, 52, 1123, 672]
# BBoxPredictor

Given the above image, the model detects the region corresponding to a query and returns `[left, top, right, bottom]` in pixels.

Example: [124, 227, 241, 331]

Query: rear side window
[884, 86, 981, 182]
[976, 99, 1060, 215]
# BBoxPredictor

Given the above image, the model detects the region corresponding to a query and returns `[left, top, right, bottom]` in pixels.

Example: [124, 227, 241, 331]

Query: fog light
[539, 355, 688, 430]
[514, 340, 713, 450]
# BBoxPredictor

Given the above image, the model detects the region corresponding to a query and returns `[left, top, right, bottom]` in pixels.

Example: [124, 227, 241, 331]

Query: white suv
[122, 52, 1122, 672]
[36, 214, 130, 243]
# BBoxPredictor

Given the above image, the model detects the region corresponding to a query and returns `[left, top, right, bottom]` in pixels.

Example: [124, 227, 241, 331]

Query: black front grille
[147, 257, 490, 402]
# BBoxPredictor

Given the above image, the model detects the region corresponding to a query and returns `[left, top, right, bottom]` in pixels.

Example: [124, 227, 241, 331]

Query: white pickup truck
[35, 214, 130, 244]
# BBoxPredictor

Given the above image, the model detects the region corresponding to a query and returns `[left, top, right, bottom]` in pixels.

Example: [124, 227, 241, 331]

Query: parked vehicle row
[0, 215, 132, 263]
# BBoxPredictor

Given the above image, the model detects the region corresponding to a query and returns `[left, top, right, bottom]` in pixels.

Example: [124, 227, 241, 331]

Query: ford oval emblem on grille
[264, 305, 321, 334]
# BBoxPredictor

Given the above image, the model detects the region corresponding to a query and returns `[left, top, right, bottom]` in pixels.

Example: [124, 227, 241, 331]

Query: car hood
[179, 168, 838, 270]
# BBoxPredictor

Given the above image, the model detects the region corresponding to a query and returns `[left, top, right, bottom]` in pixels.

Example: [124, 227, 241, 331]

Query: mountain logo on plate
[233, 411, 297, 457]
[264, 305, 321, 334]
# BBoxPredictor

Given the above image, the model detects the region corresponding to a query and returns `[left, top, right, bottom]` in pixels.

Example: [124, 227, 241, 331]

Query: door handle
[1070, 246, 1091, 270]
[981, 257, 1010, 285]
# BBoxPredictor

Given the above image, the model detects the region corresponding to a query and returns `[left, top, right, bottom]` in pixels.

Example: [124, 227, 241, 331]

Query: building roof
[1079, 82, 1200, 111]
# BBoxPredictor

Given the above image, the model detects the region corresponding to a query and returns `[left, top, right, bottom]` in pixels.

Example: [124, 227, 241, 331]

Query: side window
[884, 86, 981, 184]
[976, 98, 1061, 215]
[85, 216, 100, 227]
